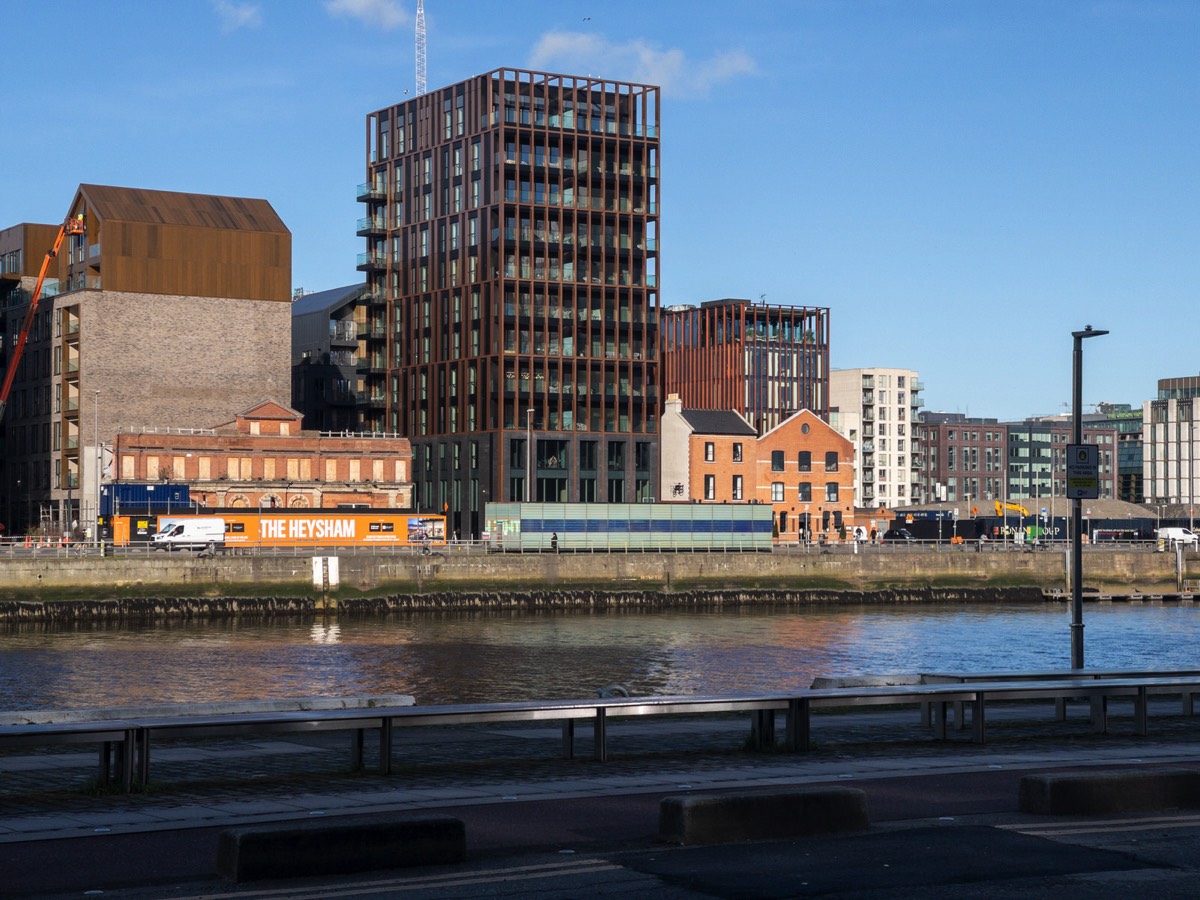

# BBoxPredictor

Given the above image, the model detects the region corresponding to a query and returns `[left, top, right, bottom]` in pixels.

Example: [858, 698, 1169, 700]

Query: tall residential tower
[358, 68, 661, 538]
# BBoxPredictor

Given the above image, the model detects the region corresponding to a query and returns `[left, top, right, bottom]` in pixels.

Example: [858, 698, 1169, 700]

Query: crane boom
[0, 213, 85, 425]
[994, 500, 1030, 518]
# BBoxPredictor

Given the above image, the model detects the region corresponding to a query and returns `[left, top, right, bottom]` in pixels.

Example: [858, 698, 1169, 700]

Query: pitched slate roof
[680, 409, 757, 436]
[291, 284, 366, 316]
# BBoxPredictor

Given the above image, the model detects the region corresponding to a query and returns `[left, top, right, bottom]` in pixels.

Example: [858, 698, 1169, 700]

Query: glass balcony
[356, 216, 386, 236]
[356, 182, 385, 202]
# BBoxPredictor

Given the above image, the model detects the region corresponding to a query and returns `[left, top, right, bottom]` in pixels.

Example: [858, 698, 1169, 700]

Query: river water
[1, 603, 1197, 710]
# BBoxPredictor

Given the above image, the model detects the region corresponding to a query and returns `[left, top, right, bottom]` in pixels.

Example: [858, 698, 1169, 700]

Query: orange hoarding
[112, 511, 446, 548]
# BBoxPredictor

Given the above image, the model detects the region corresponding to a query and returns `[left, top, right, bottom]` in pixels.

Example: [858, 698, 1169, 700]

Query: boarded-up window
[300, 459, 312, 480]
[227, 458, 239, 480]
[173, 457, 186, 479]
[394, 460, 405, 481]
[349, 460, 361, 482]
[373, 460, 384, 481]
[146, 456, 158, 479]
[263, 458, 275, 480]
[250, 422, 260, 435]
[287, 458, 299, 480]
[199, 457, 211, 480]
[121, 455, 135, 479]
[325, 459, 337, 481]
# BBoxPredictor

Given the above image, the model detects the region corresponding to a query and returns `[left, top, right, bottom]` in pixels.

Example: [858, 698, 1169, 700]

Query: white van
[153, 517, 226, 552]
[1157, 527, 1197, 548]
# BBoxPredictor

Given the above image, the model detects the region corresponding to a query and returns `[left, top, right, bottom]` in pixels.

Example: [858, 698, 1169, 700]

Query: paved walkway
[4, 700, 1200, 845]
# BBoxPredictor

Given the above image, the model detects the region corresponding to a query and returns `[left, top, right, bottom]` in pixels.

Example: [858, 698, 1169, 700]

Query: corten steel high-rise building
[661, 299, 830, 435]
[359, 68, 661, 539]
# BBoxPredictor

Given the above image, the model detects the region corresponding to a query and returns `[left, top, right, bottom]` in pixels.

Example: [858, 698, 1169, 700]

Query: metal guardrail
[7, 674, 1200, 793]
[0, 537, 1181, 559]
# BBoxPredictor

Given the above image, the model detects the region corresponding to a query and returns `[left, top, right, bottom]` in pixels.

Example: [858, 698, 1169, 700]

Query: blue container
[101, 483, 191, 516]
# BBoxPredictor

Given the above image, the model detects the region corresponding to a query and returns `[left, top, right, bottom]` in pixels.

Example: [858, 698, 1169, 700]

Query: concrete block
[217, 814, 465, 882]
[659, 787, 869, 845]
[1019, 768, 1200, 815]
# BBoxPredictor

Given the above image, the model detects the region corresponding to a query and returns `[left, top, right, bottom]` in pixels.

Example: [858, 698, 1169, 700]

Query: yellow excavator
[995, 500, 1030, 518]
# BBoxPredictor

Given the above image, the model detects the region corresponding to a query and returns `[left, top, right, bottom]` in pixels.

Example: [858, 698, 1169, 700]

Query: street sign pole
[1069, 326, 1108, 669]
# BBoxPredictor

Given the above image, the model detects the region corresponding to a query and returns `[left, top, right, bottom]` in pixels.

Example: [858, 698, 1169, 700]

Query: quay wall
[0, 548, 1190, 604]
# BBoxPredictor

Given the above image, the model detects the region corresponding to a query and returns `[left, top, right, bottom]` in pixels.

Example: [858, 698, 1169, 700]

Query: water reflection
[310, 622, 341, 644]
[0, 604, 1197, 710]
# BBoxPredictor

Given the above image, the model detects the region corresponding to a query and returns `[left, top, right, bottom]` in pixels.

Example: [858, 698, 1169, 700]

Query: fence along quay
[6, 671, 1200, 794]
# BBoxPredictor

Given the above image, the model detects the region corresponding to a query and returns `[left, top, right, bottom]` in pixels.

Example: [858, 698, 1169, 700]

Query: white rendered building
[829, 367, 922, 509]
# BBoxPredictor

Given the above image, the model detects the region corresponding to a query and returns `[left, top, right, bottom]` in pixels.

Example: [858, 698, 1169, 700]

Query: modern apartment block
[1, 184, 291, 536]
[829, 367, 923, 508]
[660, 299, 830, 434]
[916, 412, 1120, 507]
[358, 68, 661, 539]
[291, 283, 372, 433]
[1144, 376, 1200, 507]
[916, 413, 1005, 505]
[1006, 418, 1121, 505]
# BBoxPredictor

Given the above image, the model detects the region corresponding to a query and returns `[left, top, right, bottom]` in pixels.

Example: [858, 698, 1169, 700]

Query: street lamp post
[1070, 325, 1108, 670]
[525, 408, 535, 503]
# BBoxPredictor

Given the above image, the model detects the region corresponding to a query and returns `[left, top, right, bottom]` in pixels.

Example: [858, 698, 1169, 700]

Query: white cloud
[324, 0, 409, 30]
[529, 32, 756, 97]
[211, 0, 262, 32]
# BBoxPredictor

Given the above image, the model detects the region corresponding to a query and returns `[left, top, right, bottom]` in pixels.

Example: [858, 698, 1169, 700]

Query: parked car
[881, 528, 916, 543]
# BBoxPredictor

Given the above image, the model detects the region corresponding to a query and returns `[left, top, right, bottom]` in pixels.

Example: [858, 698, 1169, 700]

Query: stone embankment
[0, 585, 1046, 623]
[0, 547, 1190, 622]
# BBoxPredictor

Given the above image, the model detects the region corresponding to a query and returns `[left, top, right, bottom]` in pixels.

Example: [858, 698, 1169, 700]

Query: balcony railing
[356, 216, 386, 236]
[356, 182, 385, 202]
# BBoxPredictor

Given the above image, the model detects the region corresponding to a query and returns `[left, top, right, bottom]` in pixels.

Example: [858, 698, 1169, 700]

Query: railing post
[378, 718, 392, 775]
[593, 707, 607, 762]
[785, 697, 810, 751]
[561, 719, 575, 759]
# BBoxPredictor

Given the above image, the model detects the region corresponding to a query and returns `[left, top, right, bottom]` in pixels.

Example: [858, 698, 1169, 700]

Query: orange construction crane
[0, 213, 85, 425]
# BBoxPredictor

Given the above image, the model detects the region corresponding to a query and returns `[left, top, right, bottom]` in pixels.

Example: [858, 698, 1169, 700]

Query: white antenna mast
[415, 0, 427, 97]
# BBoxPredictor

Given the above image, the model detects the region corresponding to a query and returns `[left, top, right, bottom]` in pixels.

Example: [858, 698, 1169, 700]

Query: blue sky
[5, 1, 1197, 421]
